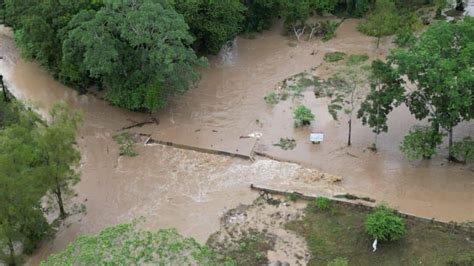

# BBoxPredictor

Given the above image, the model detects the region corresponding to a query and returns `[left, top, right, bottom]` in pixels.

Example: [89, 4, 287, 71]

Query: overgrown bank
[40, 193, 474, 265]
[0, 95, 82, 265]
[0, 0, 448, 112]
[287, 199, 474, 265]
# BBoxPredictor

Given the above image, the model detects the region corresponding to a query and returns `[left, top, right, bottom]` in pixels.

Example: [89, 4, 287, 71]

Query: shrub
[346, 54, 369, 66]
[264, 91, 279, 105]
[273, 138, 296, 150]
[293, 105, 315, 127]
[324, 52, 346, 62]
[328, 257, 349, 266]
[321, 20, 341, 42]
[288, 192, 301, 202]
[113, 132, 138, 157]
[394, 26, 416, 47]
[314, 197, 331, 210]
[452, 137, 474, 163]
[365, 205, 406, 242]
[400, 126, 444, 160]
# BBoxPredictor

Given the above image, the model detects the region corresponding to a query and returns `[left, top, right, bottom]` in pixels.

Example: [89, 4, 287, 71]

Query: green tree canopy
[6, 0, 100, 78]
[0, 123, 49, 265]
[283, 0, 338, 28]
[359, 17, 474, 160]
[37, 102, 82, 219]
[62, 0, 206, 112]
[174, 0, 246, 55]
[357, 0, 400, 47]
[242, 0, 283, 32]
[41, 222, 233, 265]
[389, 17, 474, 159]
[357, 59, 404, 149]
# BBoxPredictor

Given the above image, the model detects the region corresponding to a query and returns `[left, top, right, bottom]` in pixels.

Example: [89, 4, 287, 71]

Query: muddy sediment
[0, 18, 473, 265]
[208, 195, 309, 265]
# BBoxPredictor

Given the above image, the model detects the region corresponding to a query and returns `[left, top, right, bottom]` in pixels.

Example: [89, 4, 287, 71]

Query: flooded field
[0, 18, 473, 264]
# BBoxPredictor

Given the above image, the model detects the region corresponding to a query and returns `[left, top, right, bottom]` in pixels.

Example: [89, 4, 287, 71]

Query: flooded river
[0, 19, 473, 264]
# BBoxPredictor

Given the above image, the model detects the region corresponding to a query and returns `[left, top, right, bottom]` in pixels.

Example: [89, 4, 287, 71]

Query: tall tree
[357, 0, 400, 47]
[388, 17, 474, 160]
[359, 17, 474, 160]
[37, 103, 81, 219]
[242, 0, 282, 32]
[0, 124, 48, 266]
[282, 0, 338, 40]
[323, 64, 369, 146]
[357, 59, 404, 150]
[6, 0, 100, 79]
[174, 0, 246, 54]
[62, 0, 206, 112]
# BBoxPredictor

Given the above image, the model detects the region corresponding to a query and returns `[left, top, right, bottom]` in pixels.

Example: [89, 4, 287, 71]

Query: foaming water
[218, 39, 238, 66]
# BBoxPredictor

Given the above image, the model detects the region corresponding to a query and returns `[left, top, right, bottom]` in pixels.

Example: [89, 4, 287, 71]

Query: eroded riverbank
[0, 18, 473, 264]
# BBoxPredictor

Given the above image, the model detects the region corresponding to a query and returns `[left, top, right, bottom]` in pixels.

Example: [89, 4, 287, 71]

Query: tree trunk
[455, 0, 464, 11]
[448, 127, 454, 161]
[348, 119, 352, 146]
[431, 122, 440, 150]
[1, 75, 9, 102]
[8, 236, 16, 266]
[55, 185, 67, 219]
[376, 37, 380, 48]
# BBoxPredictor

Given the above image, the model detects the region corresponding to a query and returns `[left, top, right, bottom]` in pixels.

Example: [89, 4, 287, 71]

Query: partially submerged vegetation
[293, 105, 315, 127]
[273, 137, 297, 150]
[264, 71, 320, 105]
[358, 17, 474, 161]
[113, 131, 138, 157]
[1, 0, 472, 265]
[324, 51, 346, 62]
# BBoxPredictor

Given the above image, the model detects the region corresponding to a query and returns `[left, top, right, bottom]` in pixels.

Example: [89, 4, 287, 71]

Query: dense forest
[0, 0, 441, 112]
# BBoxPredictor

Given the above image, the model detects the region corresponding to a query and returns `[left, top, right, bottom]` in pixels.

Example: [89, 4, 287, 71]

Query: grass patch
[113, 131, 138, 157]
[209, 230, 273, 266]
[324, 52, 346, 62]
[346, 54, 369, 66]
[287, 192, 302, 202]
[273, 138, 296, 150]
[286, 203, 474, 265]
[264, 91, 279, 105]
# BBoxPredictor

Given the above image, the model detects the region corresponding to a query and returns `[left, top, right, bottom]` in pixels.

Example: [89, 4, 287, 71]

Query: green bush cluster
[452, 137, 474, 163]
[364, 205, 406, 242]
[394, 26, 416, 47]
[113, 131, 138, 157]
[400, 126, 444, 160]
[293, 105, 315, 127]
[315, 197, 331, 210]
[324, 52, 347, 62]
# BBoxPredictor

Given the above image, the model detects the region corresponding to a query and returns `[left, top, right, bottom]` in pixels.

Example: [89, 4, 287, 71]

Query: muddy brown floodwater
[0, 18, 473, 264]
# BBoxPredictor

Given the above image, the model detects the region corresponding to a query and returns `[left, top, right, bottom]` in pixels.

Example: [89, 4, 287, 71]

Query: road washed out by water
[0, 19, 473, 264]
